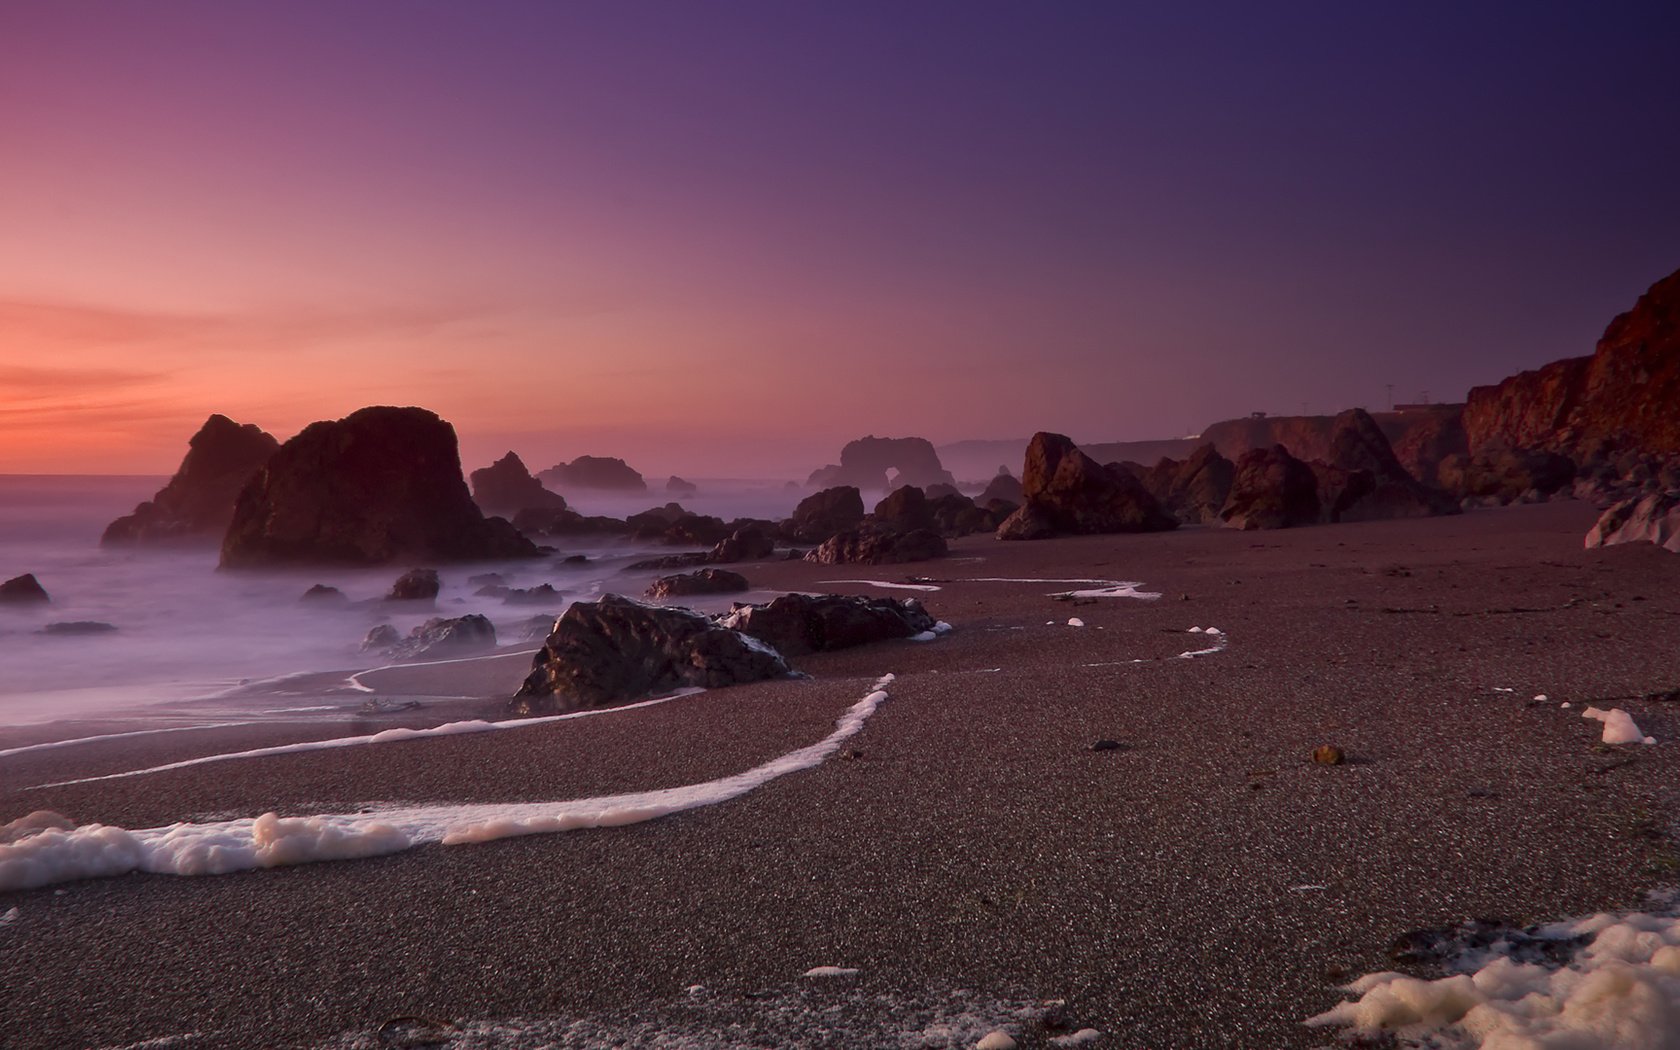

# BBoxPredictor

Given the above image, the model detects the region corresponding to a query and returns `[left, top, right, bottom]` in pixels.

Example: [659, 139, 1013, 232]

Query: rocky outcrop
[666, 476, 698, 496]
[871, 486, 937, 533]
[1465, 267, 1680, 461]
[807, 436, 956, 492]
[220, 407, 540, 567]
[1219, 446, 1322, 529]
[470, 452, 567, 515]
[1320, 409, 1459, 520]
[978, 472, 1025, 505]
[996, 433, 1177, 540]
[538, 456, 647, 492]
[805, 526, 947, 565]
[0, 573, 49, 604]
[927, 493, 1001, 537]
[1200, 406, 1468, 486]
[646, 568, 750, 599]
[390, 615, 497, 659]
[102, 415, 279, 546]
[784, 486, 866, 543]
[511, 595, 791, 714]
[1438, 447, 1576, 504]
[1141, 444, 1235, 525]
[1584, 492, 1680, 553]
[719, 594, 937, 656]
[385, 568, 440, 602]
[711, 526, 776, 563]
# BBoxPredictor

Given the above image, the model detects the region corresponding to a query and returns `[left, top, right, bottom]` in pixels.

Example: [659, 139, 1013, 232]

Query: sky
[2, 1, 1678, 478]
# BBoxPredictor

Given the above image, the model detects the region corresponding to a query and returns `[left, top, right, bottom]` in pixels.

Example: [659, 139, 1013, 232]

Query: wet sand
[3, 501, 1679, 1048]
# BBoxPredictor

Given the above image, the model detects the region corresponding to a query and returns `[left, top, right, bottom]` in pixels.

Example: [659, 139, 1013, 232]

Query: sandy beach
[4, 501, 1679, 1049]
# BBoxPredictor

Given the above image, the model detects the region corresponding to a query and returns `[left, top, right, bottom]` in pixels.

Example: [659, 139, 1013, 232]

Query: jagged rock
[220, 407, 539, 567]
[646, 568, 750, 599]
[391, 615, 497, 659]
[871, 486, 937, 533]
[805, 526, 948, 564]
[503, 583, 563, 606]
[998, 433, 1177, 540]
[978, 472, 1025, 505]
[360, 624, 401, 651]
[719, 593, 937, 657]
[1142, 444, 1235, 524]
[0, 574, 49, 604]
[42, 621, 116, 635]
[1465, 266, 1680, 459]
[711, 526, 776, 563]
[1199, 406, 1468, 484]
[386, 568, 440, 601]
[511, 595, 791, 714]
[538, 455, 647, 492]
[1585, 492, 1680, 553]
[300, 584, 347, 603]
[785, 486, 865, 543]
[806, 436, 956, 491]
[1220, 446, 1321, 529]
[927, 493, 998, 537]
[102, 415, 279, 546]
[470, 452, 567, 514]
[1320, 409, 1459, 520]
[666, 475, 698, 496]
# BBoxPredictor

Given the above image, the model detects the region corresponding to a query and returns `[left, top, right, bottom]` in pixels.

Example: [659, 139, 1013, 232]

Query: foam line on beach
[29, 689, 709, 790]
[957, 577, 1162, 600]
[344, 646, 542, 694]
[0, 723, 260, 760]
[0, 675, 895, 891]
[818, 579, 942, 592]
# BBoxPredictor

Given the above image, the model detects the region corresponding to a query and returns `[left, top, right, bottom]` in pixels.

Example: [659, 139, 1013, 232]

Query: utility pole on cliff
[1385, 383, 1394, 411]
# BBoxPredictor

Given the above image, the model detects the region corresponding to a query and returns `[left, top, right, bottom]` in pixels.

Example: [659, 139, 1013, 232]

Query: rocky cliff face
[102, 415, 279, 545]
[220, 406, 539, 567]
[1464, 266, 1680, 460]
[1200, 406, 1466, 486]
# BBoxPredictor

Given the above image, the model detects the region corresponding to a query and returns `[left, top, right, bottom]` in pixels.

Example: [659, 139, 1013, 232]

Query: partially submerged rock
[710, 525, 776, 563]
[646, 568, 749, 599]
[392, 615, 497, 659]
[0, 573, 49, 605]
[102, 414, 279, 546]
[386, 568, 440, 602]
[300, 584, 347, 603]
[470, 451, 567, 515]
[666, 475, 699, 496]
[1585, 491, 1680, 553]
[511, 595, 791, 714]
[41, 621, 117, 635]
[220, 406, 540, 567]
[720, 593, 937, 657]
[538, 455, 647, 492]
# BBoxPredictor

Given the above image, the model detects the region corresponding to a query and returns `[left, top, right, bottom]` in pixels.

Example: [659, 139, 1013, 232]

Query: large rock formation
[807, 436, 956, 492]
[219, 406, 540, 567]
[1140, 444, 1235, 525]
[996, 433, 1177, 540]
[784, 486, 866, 543]
[1219, 446, 1322, 529]
[538, 456, 647, 492]
[511, 595, 791, 714]
[1319, 409, 1459, 520]
[470, 452, 567, 515]
[719, 594, 937, 656]
[102, 415, 279, 545]
[1585, 492, 1680, 553]
[1464, 266, 1680, 461]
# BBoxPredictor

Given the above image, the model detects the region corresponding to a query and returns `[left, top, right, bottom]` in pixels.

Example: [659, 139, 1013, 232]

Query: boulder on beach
[386, 568, 440, 602]
[391, 615, 497, 659]
[102, 414, 280, 546]
[470, 452, 568, 515]
[806, 436, 957, 492]
[784, 486, 866, 543]
[710, 525, 776, 563]
[1219, 445, 1322, 529]
[511, 595, 791, 715]
[0, 573, 49, 605]
[1319, 409, 1460, 521]
[538, 455, 647, 492]
[996, 432, 1177, 540]
[927, 492, 1001, 537]
[1142, 444, 1235, 525]
[871, 486, 937, 533]
[805, 526, 948, 565]
[220, 406, 540, 567]
[719, 593, 937, 657]
[646, 568, 750, 599]
[1585, 492, 1680, 553]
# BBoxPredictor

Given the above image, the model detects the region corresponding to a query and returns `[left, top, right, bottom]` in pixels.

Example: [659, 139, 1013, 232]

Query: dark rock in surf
[806, 526, 948, 565]
[102, 415, 279, 546]
[538, 456, 647, 492]
[386, 568, 440, 602]
[470, 451, 568, 515]
[646, 568, 750, 600]
[710, 525, 776, 563]
[391, 614, 497, 659]
[718, 593, 937, 657]
[0, 573, 49, 605]
[41, 621, 117, 635]
[666, 475, 699, 496]
[300, 584, 347, 603]
[784, 487, 866, 543]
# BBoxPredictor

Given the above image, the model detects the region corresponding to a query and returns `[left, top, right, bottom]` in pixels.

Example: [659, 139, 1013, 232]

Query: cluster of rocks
[996, 432, 1178, 540]
[511, 592, 937, 714]
[362, 614, 498, 660]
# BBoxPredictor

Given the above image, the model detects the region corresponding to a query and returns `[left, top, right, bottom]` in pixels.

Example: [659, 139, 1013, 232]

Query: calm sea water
[0, 475, 799, 728]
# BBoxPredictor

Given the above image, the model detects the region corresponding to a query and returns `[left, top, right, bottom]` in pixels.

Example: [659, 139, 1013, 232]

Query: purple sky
[3, 2, 1677, 476]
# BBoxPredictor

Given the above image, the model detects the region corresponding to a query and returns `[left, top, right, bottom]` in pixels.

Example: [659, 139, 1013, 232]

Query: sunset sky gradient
[3, 2, 1678, 477]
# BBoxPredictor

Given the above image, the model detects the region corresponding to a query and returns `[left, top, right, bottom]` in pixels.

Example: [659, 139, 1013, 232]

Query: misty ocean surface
[0, 475, 800, 729]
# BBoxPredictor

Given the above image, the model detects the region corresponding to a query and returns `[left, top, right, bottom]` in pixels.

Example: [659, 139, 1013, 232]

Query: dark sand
[3, 502, 1679, 1048]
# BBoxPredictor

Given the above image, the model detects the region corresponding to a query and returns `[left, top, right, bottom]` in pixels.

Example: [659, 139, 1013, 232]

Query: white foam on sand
[1049, 1031, 1103, 1047]
[801, 965, 859, 978]
[1307, 906, 1680, 1049]
[30, 689, 710, 790]
[1067, 617, 1085, 627]
[0, 723, 258, 760]
[1178, 627, 1228, 659]
[818, 579, 942, 592]
[1581, 706, 1657, 745]
[909, 621, 955, 643]
[958, 577, 1161, 600]
[0, 675, 895, 892]
[345, 647, 542, 694]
